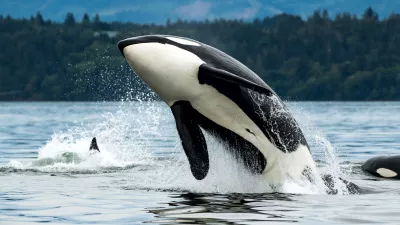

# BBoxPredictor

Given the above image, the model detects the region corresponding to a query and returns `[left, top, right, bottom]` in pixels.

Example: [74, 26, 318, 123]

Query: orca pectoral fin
[171, 101, 209, 180]
[89, 137, 100, 152]
[198, 63, 273, 96]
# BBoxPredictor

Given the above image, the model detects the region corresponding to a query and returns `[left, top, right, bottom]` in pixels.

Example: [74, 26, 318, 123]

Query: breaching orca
[362, 156, 400, 179]
[117, 35, 322, 185]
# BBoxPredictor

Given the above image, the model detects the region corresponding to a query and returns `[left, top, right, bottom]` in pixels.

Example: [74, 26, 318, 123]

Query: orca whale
[362, 156, 400, 179]
[117, 35, 320, 185]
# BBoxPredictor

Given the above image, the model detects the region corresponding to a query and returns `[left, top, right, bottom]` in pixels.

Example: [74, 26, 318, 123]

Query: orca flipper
[89, 137, 100, 152]
[171, 101, 209, 180]
[198, 63, 273, 96]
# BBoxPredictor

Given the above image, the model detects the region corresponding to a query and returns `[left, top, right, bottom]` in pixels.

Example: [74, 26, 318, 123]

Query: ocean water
[1, 101, 400, 224]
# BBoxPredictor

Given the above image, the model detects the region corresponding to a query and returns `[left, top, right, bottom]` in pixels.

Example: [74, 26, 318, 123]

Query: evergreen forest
[1, 7, 399, 101]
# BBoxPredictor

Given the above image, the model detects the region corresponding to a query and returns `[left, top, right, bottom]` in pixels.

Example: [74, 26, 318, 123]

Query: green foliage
[82, 13, 90, 24]
[0, 8, 399, 101]
[64, 12, 76, 26]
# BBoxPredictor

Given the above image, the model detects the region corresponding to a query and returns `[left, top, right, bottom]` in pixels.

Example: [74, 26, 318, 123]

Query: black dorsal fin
[89, 137, 100, 152]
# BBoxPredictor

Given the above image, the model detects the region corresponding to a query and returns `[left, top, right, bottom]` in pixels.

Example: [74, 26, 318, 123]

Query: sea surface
[1, 101, 400, 224]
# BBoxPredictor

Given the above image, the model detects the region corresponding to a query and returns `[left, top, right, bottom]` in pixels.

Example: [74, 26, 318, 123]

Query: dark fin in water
[171, 101, 209, 180]
[198, 63, 273, 96]
[89, 137, 100, 152]
[322, 174, 363, 194]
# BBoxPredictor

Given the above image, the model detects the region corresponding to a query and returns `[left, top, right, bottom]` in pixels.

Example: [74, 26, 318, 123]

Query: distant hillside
[0, 8, 400, 101]
[0, 0, 398, 24]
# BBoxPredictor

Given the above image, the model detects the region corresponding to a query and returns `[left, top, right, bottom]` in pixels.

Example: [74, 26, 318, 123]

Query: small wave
[0, 160, 142, 175]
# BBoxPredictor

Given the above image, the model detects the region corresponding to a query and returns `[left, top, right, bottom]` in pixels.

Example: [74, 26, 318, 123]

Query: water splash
[2, 99, 354, 195]
[2, 100, 164, 174]
[290, 102, 353, 195]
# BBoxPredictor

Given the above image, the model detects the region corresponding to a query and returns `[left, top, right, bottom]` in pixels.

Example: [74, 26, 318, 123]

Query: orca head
[362, 156, 400, 179]
[118, 35, 204, 106]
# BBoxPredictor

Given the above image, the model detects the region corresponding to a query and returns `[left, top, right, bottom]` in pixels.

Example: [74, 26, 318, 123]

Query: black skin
[197, 63, 309, 154]
[170, 102, 209, 180]
[171, 101, 266, 180]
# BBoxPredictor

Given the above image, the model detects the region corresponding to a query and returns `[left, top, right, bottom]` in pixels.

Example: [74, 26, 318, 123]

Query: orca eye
[246, 128, 255, 136]
[165, 37, 201, 46]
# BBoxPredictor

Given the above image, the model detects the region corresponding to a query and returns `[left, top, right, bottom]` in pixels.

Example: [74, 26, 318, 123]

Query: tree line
[0, 8, 399, 101]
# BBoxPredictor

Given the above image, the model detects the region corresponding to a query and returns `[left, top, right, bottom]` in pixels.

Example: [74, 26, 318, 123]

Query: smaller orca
[362, 156, 400, 179]
[89, 137, 100, 153]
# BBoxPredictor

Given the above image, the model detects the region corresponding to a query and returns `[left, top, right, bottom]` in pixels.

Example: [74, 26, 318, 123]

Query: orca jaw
[118, 38, 205, 107]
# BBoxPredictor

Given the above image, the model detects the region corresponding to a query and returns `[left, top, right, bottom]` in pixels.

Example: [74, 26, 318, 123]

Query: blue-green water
[1, 102, 400, 224]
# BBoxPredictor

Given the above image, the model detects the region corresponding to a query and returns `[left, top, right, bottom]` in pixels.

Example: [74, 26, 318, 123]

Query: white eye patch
[376, 168, 397, 178]
[166, 37, 201, 46]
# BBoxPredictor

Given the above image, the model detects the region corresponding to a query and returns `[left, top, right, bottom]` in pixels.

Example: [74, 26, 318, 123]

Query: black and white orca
[362, 156, 400, 179]
[117, 35, 319, 185]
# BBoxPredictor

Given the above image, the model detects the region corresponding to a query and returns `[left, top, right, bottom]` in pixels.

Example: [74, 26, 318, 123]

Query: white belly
[188, 84, 318, 184]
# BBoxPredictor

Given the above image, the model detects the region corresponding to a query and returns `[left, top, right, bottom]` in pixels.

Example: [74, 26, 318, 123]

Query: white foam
[289, 102, 352, 195]
[3, 100, 350, 195]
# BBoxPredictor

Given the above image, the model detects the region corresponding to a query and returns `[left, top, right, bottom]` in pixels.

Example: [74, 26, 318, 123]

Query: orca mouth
[117, 35, 168, 57]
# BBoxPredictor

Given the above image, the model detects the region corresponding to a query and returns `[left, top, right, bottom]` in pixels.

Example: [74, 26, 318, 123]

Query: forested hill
[1, 8, 400, 101]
